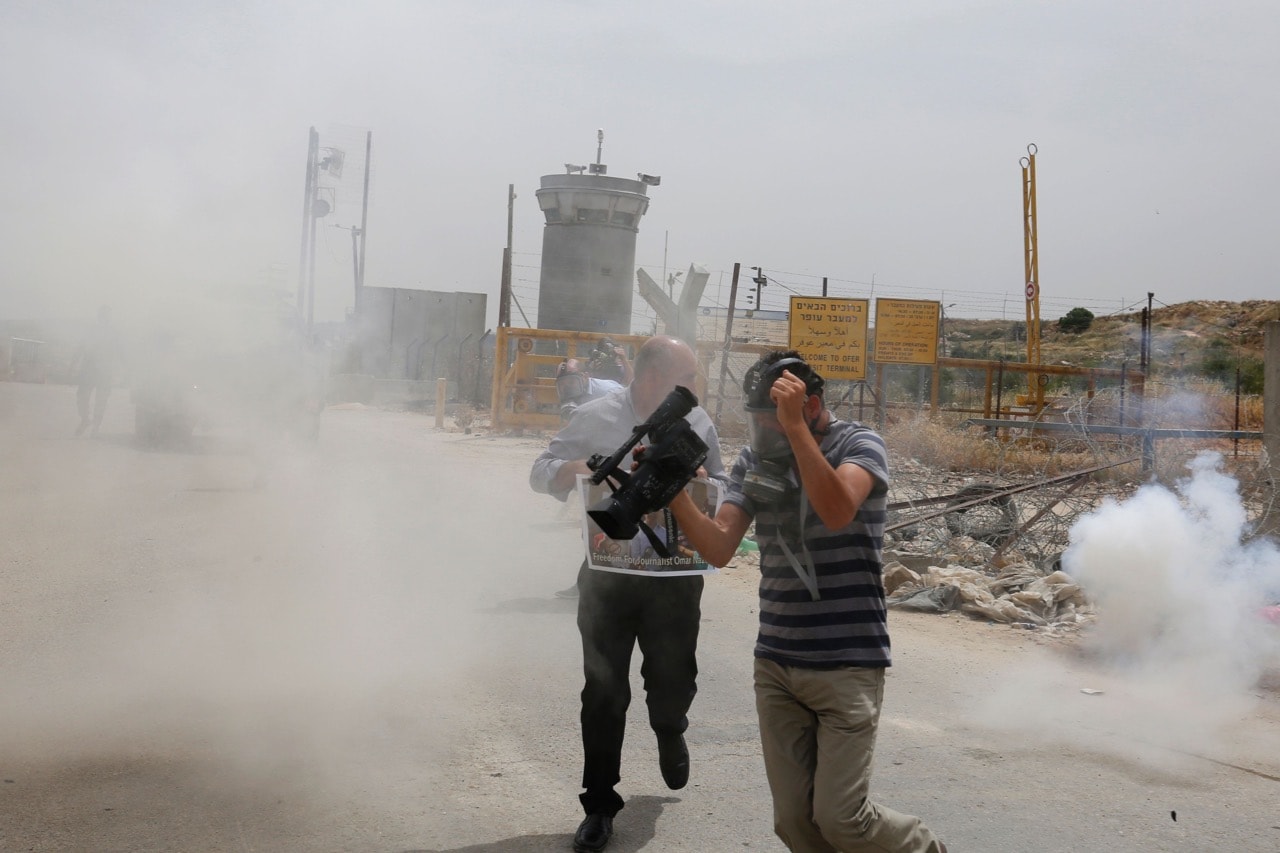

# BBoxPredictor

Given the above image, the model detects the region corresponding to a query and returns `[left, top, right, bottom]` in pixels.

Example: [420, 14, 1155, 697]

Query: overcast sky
[2, 0, 1277, 332]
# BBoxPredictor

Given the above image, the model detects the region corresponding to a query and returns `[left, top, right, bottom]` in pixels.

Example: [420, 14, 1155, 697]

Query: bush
[1201, 340, 1265, 393]
[1057, 307, 1095, 334]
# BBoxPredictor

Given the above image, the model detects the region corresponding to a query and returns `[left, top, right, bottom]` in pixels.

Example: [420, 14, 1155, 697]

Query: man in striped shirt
[669, 350, 947, 853]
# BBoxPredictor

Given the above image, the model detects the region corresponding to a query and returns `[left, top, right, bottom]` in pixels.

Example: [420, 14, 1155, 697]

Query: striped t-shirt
[722, 420, 892, 669]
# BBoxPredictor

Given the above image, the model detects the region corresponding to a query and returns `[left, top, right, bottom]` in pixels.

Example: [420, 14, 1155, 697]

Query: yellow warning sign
[872, 299, 940, 365]
[788, 296, 869, 380]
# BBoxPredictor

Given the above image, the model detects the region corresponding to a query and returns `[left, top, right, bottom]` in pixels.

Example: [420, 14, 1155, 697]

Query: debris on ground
[886, 550, 1092, 634]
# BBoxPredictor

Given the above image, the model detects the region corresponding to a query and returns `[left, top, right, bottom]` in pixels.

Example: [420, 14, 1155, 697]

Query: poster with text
[578, 475, 722, 576]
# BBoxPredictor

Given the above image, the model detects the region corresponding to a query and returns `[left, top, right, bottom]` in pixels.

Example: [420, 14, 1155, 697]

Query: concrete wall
[355, 287, 488, 395]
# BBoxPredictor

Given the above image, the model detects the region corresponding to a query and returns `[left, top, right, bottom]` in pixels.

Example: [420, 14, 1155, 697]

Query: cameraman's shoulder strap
[778, 491, 820, 601]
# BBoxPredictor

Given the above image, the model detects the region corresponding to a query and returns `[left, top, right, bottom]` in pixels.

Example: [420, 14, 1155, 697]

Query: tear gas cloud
[972, 452, 1280, 771]
[0, 384, 579, 816]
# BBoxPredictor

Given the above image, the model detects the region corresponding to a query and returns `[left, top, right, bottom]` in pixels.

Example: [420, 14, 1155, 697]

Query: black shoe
[573, 812, 613, 852]
[656, 732, 689, 790]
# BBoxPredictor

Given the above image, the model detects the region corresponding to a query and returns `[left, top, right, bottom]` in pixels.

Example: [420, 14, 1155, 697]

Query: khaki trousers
[754, 658, 943, 853]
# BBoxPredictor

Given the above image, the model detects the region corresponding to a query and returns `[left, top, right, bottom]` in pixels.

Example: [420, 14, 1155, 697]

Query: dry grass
[1141, 377, 1263, 431]
[882, 414, 1139, 480]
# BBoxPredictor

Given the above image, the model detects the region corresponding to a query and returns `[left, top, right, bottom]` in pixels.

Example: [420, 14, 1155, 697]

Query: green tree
[1057, 307, 1095, 334]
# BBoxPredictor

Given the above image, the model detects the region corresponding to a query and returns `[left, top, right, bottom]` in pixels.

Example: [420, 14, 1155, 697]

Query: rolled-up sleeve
[529, 408, 599, 501]
[529, 449, 567, 498]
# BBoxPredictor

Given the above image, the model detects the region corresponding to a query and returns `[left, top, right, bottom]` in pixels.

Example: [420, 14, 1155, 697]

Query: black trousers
[575, 561, 703, 816]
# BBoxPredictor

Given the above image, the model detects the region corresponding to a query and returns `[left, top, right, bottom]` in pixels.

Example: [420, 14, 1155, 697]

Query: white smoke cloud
[972, 452, 1280, 771]
[1068, 453, 1278, 685]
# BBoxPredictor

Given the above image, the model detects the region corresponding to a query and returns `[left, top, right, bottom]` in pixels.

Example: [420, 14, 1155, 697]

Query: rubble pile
[731, 534, 1095, 635]
[885, 540, 1093, 633]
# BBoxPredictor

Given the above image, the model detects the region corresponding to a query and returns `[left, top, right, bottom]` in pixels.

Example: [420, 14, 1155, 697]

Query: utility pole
[1141, 291, 1154, 370]
[307, 178, 320, 334]
[356, 130, 371, 313]
[499, 184, 515, 327]
[297, 127, 319, 321]
[750, 266, 768, 310]
[347, 226, 360, 300]
[714, 263, 742, 426]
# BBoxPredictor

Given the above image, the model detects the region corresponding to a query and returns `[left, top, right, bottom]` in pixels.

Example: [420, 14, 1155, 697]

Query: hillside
[946, 300, 1279, 383]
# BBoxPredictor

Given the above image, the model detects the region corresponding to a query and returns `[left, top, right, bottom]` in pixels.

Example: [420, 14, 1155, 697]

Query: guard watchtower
[534, 130, 659, 335]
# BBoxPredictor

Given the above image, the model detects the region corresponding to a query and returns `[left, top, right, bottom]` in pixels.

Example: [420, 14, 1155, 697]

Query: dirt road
[2, 382, 1278, 852]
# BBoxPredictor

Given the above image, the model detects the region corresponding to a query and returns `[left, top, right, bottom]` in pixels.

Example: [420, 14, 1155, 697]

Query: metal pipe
[885, 456, 1138, 532]
[1119, 362, 1127, 427]
[994, 360, 1005, 432]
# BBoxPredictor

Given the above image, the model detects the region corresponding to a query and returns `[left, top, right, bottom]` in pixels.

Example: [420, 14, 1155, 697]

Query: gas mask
[740, 355, 825, 506]
[741, 412, 797, 505]
[556, 370, 589, 403]
[555, 360, 590, 419]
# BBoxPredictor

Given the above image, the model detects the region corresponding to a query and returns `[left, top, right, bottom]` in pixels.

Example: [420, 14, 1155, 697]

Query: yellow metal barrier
[488, 328, 777, 432]
[489, 327, 651, 432]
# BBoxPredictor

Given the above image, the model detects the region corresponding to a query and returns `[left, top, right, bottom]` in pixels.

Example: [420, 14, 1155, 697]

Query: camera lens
[588, 495, 640, 541]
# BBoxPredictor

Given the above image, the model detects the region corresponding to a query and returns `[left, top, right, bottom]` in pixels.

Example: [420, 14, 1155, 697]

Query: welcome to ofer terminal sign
[789, 296, 941, 381]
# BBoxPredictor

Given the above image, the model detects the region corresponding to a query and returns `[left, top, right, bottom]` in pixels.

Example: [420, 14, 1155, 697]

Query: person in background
[529, 336, 724, 853]
[666, 350, 948, 853]
[555, 357, 624, 423]
[71, 305, 118, 437]
[554, 340, 633, 423]
[551, 340, 634, 597]
[586, 338, 633, 385]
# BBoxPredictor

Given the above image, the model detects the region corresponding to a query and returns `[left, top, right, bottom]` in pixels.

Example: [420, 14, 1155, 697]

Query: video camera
[586, 386, 708, 551]
[586, 337, 624, 380]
